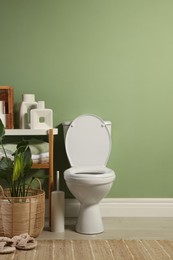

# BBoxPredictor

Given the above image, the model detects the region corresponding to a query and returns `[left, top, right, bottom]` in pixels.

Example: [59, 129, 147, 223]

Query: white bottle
[19, 94, 38, 129]
[30, 101, 53, 129]
[0, 100, 6, 127]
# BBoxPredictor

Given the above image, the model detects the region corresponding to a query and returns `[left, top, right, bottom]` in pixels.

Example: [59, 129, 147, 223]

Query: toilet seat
[64, 166, 115, 185]
[65, 114, 111, 167]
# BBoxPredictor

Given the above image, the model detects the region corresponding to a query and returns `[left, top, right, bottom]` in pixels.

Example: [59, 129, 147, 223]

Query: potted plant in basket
[0, 119, 45, 238]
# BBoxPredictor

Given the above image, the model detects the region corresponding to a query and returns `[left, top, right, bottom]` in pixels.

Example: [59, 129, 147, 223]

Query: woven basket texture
[0, 187, 45, 238]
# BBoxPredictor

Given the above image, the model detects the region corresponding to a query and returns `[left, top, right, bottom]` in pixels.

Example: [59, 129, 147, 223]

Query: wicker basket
[0, 180, 45, 238]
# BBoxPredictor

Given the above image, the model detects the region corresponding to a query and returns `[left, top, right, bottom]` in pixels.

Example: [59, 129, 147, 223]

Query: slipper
[0, 237, 16, 254]
[12, 233, 37, 250]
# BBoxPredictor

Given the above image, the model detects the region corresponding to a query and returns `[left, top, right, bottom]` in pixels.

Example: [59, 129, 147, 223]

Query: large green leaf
[22, 146, 32, 172]
[13, 154, 21, 182]
[0, 157, 13, 173]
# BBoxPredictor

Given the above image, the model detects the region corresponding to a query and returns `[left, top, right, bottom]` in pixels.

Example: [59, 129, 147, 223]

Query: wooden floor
[1, 218, 173, 260]
[2, 239, 173, 260]
[37, 217, 173, 240]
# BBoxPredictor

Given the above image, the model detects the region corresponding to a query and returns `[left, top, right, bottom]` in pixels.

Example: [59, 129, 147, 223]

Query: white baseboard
[46, 198, 173, 218]
[64, 198, 173, 218]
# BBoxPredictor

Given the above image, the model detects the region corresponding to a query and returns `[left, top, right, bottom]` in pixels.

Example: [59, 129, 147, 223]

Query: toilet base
[75, 203, 104, 234]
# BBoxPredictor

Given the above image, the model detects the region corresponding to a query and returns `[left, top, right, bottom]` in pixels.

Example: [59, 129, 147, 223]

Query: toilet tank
[62, 120, 111, 139]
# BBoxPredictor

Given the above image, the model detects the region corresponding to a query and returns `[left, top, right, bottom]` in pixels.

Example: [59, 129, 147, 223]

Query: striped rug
[0, 239, 173, 260]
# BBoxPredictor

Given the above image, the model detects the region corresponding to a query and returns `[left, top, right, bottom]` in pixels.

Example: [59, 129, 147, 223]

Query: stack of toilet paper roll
[51, 171, 64, 233]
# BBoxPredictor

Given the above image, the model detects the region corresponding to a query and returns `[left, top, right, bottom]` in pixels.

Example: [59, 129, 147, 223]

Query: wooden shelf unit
[0, 86, 14, 129]
[5, 128, 58, 226]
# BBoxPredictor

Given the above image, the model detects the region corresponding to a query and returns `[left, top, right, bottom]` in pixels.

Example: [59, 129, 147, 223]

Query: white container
[19, 94, 38, 129]
[51, 191, 64, 233]
[30, 101, 53, 129]
[0, 101, 6, 127]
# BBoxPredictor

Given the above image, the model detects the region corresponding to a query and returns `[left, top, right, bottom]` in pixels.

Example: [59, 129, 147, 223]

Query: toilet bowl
[63, 114, 116, 234]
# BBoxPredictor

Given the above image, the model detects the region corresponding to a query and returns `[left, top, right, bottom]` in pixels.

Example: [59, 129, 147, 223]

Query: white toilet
[63, 114, 116, 234]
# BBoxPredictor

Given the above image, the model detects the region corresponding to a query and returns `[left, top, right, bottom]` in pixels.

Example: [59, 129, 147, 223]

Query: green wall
[1, 0, 173, 198]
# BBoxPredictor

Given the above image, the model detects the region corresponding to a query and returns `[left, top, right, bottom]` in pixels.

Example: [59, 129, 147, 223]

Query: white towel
[0, 138, 49, 163]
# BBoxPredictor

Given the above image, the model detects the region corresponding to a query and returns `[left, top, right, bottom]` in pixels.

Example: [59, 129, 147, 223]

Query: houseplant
[0, 119, 45, 237]
[0, 119, 33, 197]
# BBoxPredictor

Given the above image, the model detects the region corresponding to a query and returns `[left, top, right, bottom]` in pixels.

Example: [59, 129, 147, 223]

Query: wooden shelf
[31, 163, 49, 169]
[5, 128, 58, 136]
[0, 86, 14, 129]
[4, 128, 58, 228]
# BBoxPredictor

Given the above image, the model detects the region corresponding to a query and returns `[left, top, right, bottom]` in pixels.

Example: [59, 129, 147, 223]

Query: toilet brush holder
[51, 191, 65, 233]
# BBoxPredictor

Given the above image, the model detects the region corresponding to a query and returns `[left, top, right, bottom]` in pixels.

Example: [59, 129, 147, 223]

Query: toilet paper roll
[51, 191, 65, 233]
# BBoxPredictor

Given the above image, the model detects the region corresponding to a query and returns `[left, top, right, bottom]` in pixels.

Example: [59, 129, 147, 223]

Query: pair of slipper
[0, 233, 37, 254]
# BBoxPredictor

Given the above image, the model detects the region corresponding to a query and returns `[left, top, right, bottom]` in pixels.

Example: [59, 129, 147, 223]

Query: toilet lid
[65, 114, 111, 166]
